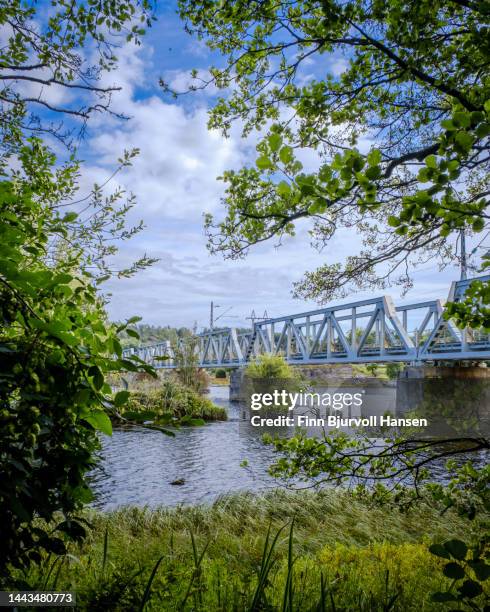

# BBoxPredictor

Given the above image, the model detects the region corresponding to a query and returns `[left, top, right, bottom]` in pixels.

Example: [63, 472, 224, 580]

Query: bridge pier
[396, 364, 490, 413]
[230, 368, 247, 402]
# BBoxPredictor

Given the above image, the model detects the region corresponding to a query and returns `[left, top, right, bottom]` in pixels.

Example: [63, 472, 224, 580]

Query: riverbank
[22, 490, 481, 611]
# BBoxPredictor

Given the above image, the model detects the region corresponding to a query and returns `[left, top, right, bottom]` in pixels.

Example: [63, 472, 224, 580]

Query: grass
[18, 489, 485, 611]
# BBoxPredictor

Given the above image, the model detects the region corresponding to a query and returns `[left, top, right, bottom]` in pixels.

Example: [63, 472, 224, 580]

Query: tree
[0, 0, 154, 150]
[176, 0, 489, 316]
[0, 0, 158, 581]
[177, 3, 490, 584]
[0, 143, 156, 578]
[173, 334, 210, 394]
[0, 0, 158, 281]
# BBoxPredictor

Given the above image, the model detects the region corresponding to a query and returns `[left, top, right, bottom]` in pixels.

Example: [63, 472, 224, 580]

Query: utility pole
[210, 301, 219, 330]
[460, 229, 467, 280]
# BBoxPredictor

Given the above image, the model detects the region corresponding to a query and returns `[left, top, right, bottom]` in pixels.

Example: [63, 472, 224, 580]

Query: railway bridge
[123, 276, 490, 369]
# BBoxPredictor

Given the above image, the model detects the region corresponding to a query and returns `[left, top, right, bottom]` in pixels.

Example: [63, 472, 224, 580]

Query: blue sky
[73, 1, 476, 330]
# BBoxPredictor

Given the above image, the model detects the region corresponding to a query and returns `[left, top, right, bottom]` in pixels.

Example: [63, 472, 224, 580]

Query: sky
[71, 2, 477, 331]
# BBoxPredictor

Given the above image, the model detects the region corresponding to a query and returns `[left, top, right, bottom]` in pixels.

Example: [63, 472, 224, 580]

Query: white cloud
[78, 40, 463, 328]
[87, 98, 245, 219]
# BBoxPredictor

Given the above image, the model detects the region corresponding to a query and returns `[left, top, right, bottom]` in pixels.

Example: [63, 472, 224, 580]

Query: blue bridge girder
[122, 275, 490, 368]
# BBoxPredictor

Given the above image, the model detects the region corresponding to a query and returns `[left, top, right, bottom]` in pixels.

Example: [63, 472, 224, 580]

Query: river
[90, 383, 488, 509]
[91, 386, 280, 509]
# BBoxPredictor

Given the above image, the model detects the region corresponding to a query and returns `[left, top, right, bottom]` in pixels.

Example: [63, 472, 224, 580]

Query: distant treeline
[118, 324, 193, 348]
[118, 323, 253, 348]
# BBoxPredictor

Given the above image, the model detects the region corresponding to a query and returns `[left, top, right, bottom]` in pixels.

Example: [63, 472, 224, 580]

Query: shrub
[386, 362, 403, 379]
[173, 336, 210, 394]
[246, 353, 296, 379]
[215, 368, 227, 379]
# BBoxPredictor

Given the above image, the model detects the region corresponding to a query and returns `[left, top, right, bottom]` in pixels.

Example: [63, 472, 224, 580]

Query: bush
[245, 353, 297, 379]
[215, 368, 227, 378]
[386, 362, 403, 379]
[0, 175, 153, 580]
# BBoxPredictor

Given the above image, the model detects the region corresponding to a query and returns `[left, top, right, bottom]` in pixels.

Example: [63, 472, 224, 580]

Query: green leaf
[472, 218, 484, 232]
[308, 200, 327, 214]
[418, 168, 430, 183]
[430, 592, 457, 602]
[279, 146, 293, 164]
[123, 410, 157, 422]
[365, 166, 381, 180]
[455, 131, 474, 150]
[366, 149, 382, 165]
[114, 390, 130, 407]
[277, 181, 291, 196]
[425, 154, 438, 169]
[445, 539, 468, 560]
[441, 119, 456, 131]
[88, 365, 104, 390]
[83, 410, 112, 435]
[429, 543, 450, 559]
[185, 417, 206, 426]
[147, 425, 176, 437]
[62, 211, 78, 223]
[453, 111, 471, 128]
[126, 316, 142, 325]
[268, 133, 282, 152]
[458, 579, 482, 599]
[468, 561, 490, 581]
[256, 155, 273, 170]
[443, 562, 465, 580]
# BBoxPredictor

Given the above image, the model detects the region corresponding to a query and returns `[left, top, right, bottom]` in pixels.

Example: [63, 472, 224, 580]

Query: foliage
[386, 362, 403, 380]
[173, 335, 210, 394]
[0, 0, 158, 282]
[0, 0, 159, 582]
[120, 380, 227, 425]
[119, 324, 193, 349]
[215, 368, 227, 379]
[0, 0, 155, 150]
[446, 272, 490, 331]
[177, 0, 489, 323]
[246, 353, 297, 379]
[12, 489, 480, 610]
[429, 537, 490, 609]
[0, 150, 156, 580]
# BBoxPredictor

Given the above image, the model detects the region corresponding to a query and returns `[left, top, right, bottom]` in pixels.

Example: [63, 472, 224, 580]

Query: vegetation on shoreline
[17, 490, 485, 611]
[117, 379, 227, 425]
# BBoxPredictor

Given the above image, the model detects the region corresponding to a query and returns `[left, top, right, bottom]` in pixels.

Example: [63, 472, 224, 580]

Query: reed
[18, 489, 484, 611]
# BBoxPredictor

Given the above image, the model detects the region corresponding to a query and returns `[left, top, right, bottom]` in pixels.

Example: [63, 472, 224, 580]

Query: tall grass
[17, 489, 485, 611]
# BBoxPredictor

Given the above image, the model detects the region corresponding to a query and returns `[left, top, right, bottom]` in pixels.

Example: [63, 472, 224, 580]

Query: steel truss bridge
[123, 276, 490, 368]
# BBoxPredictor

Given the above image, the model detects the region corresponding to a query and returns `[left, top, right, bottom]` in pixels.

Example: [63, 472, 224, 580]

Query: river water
[91, 386, 281, 509]
[91, 384, 487, 509]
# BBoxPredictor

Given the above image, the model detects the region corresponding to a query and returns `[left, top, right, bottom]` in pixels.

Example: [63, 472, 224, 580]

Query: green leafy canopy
[177, 0, 489, 315]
